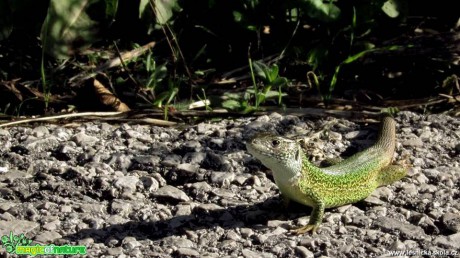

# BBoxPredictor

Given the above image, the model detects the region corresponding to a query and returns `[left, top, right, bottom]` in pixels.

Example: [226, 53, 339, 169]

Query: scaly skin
[246, 112, 407, 234]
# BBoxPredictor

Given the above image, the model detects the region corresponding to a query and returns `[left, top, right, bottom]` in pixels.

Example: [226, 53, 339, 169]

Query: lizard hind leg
[377, 165, 407, 186]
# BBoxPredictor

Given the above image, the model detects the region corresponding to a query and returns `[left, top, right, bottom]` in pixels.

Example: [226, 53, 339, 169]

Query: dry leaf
[93, 79, 130, 112]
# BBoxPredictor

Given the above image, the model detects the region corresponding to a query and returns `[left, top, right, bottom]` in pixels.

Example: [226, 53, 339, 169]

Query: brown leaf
[0, 79, 23, 101]
[93, 79, 130, 112]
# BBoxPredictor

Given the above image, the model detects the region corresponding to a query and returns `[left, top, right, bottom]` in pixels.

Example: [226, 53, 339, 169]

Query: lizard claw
[290, 224, 319, 234]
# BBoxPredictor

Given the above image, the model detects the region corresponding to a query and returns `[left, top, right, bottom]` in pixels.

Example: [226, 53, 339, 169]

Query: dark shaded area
[62, 197, 303, 243]
[0, 1, 459, 115]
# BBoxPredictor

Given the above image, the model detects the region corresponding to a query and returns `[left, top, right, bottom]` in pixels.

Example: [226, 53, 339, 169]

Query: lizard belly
[275, 178, 316, 207]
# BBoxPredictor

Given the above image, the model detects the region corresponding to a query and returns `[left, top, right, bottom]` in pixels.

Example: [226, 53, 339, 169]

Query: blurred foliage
[0, 0, 458, 114]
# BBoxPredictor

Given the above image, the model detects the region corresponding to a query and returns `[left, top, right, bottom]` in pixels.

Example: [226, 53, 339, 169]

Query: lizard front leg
[290, 201, 325, 234]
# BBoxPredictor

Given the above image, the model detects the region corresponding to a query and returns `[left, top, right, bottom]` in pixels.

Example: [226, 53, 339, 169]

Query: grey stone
[174, 204, 192, 216]
[400, 183, 418, 197]
[32, 126, 50, 137]
[344, 130, 360, 140]
[176, 163, 200, 174]
[0, 128, 11, 136]
[402, 137, 423, 147]
[140, 176, 159, 192]
[414, 173, 429, 184]
[110, 200, 132, 215]
[106, 247, 124, 255]
[151, 173, 167, 187]
[131, 155, 161, 167]
[0, 212, 15, 220]
[125, 129, 153, 143]
[114, 175, 139, 193]
[210, 171, 235, 186]
[78, 237, 95, 246]
[352, 215, 372, 228]
[154, 185, 190, 202]
[0, 169, 32, 182]
[72, 132, 99, 146]
[79, 203, 106, 213]
[374, 217, 426, 240]
[433, 232, 460, 250]
[295, 246, 315, 258]
[442, 212, 460, 233]
[182, 140, 202, 152]
[23, 136, 59, 152]
[242, 249, 275, 258]
[0, 111, 458, 257]
[84, 217, 105, 229]
[122, 236, 142, 250]
[42, 220, 60, 231]
[195, 203, 224, 212]
[208, 138, 224, 148]
[176, 247, 200, 257]
[162, 236, 194, 248]
[202, 152, 230, 171]
[0, 220, 40, 236]
[240, 228, 254, 238]
[60, 205, 72, 213]
[267, 220, 289, 228]
[161, 154, 182, 166]
[34, 231, 62, 243]
[225, 231, 241, 241]
[182, 152, 207, 164]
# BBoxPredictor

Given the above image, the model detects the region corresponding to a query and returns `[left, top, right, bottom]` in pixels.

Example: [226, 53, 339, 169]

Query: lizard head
[246, 133, 304, 180]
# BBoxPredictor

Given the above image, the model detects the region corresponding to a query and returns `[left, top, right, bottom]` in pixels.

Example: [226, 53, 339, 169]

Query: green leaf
[41, 0, 100, 59]
[0, 1, 13, 40]
[382, 0, 399, 18]
[154, 0, 178, 25]
[342, 49, 373, 64]
[233, 11, 243, 22]
[271, 77, 288, 88]
[104, 0, 118, 21]
[139, 0, 149, 18]
[253, 61, 269, 80]
[222, 99, 241, 110]
[264, 90, 286, 99]
[303, 0, 340, 22]
[307, 46, 328, 70]
[268, 64, 279, 82]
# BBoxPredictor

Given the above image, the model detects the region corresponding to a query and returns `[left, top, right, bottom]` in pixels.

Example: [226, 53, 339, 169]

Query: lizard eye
[271, 139, 280, 147]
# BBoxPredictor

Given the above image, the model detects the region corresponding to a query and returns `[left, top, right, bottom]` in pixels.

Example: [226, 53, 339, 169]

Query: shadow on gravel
[63, 196, 310, 243]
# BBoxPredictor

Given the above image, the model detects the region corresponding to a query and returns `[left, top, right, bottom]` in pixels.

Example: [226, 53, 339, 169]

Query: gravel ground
[0, 111, 459, 258]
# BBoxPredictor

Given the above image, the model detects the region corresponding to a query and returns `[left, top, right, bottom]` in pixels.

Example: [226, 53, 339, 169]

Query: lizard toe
[290, 224, 319, 234]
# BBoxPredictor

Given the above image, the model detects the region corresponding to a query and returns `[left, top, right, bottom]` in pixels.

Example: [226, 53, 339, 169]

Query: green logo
[1, 232, 87, 256]
[1, 231, 32, 253]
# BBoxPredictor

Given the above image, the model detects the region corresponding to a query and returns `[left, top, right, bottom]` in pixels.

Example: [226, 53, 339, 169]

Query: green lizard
[246, 111, 407, 234]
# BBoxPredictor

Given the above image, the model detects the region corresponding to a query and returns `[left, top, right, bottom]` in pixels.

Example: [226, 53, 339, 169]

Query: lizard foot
[290, 224, 319, 234]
